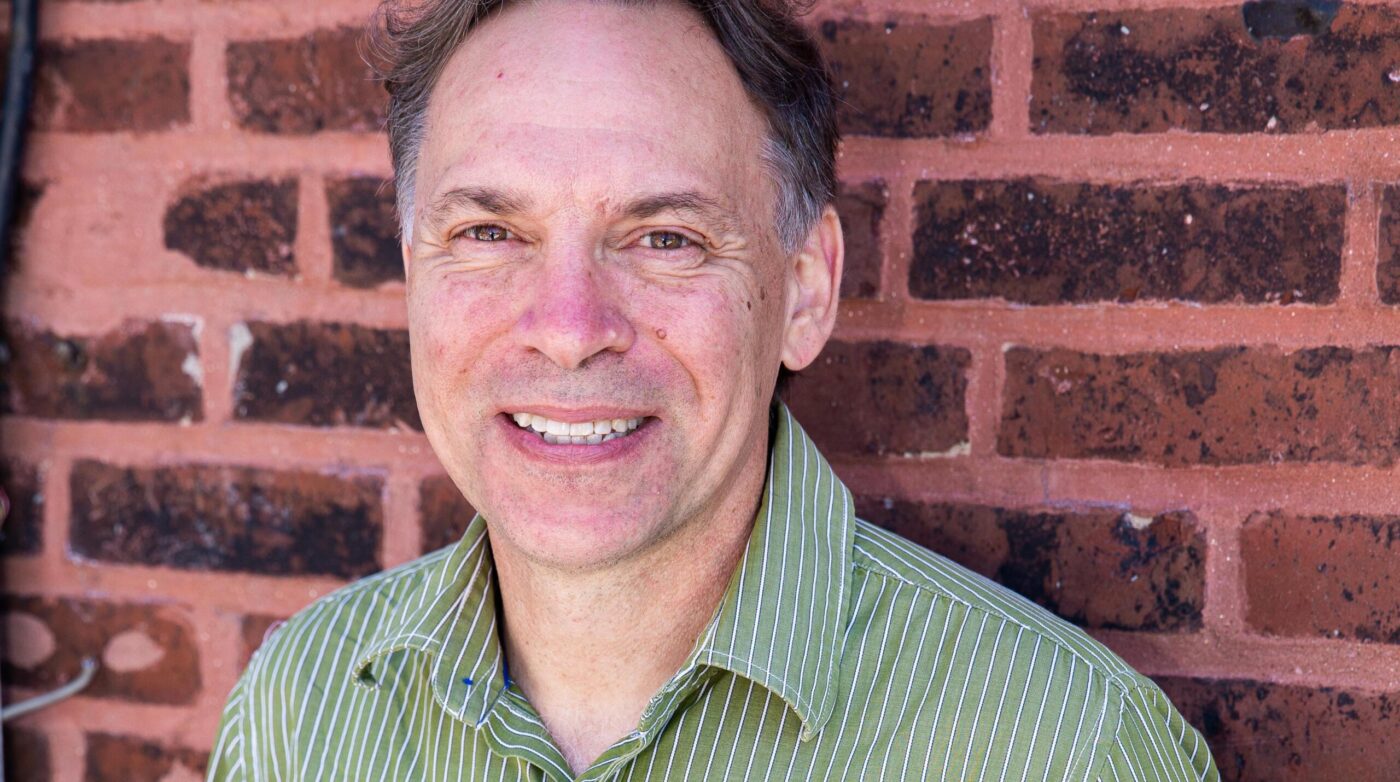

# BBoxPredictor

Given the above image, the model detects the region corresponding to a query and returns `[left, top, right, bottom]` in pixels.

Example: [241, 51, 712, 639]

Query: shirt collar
[350, 402, 854, 736]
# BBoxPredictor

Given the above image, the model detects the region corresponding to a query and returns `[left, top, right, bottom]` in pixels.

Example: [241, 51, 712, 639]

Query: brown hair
[369, 0, 838, 251]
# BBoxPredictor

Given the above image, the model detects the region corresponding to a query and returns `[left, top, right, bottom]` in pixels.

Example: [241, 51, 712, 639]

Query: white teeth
[569, 421, 593, 436]
[513, 412, 531, 427]
[546, 419, 568, 436]
[530, 414, 548, 432]
[612, 418, 628, 432]
[510, 413, 645, 445]
[586, 433, 603, 445]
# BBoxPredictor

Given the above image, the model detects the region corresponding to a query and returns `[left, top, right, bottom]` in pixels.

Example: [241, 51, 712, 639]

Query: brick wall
[1, 0, 1396, 780]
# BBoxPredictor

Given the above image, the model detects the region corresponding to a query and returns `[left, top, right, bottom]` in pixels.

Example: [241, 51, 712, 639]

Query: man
[208, 0, 1219, 779]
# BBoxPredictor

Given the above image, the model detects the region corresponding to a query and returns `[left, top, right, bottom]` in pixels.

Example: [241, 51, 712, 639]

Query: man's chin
[481, 498, 674, 571]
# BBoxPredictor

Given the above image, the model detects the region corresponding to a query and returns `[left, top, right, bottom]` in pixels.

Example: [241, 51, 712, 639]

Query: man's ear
[401, 235, 413, 277]
[780, 204, 843, 372]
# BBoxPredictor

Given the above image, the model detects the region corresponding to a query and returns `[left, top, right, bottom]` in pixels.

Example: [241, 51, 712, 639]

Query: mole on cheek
[759, 287, 767, 301]
[655, 328, 667, 340]
[745, 300, 752, 310]
[496, 70, 504, 79]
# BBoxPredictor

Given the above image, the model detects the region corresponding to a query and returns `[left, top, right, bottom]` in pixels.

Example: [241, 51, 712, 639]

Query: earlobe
[779, 205, 844, 372]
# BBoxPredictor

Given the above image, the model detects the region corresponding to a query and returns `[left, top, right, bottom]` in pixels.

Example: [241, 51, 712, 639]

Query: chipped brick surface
[228, 28, 385, 134]
[0, 460, 42, 556]
[0, 320, 202, 422]
[783, 340, 970, 457]
[420, 474, 476, 554]
[816, 17, 992, 137]
[4, 727, 49, 782]
[32, 39, 189, 132]
[1, 595, 199, 704]
[84, 733, 207, 782]
[1242, 513, 1400, 644]
[858, 498, 1205, 631]
[69, 460, 383, 578]
[1157, 677, 1400, 782]
[911, 179, 1343, 305]
[1378, 185, 1400, 304]
[1033, 5, 1400, 135]
[327, 176, 403, 288]
[164, 179, 298, 276]
[233, 321, 420, 430]
[1000, 346, 1400, 466]
[835, 181, 885, 299]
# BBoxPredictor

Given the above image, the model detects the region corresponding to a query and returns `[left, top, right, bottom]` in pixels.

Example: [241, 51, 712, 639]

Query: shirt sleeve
[1092, 680, 1220, 782]
[205, 675, 249, 782]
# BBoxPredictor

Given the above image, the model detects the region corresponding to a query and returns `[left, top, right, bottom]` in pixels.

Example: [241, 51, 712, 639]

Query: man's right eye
[461, 224, 513, 242]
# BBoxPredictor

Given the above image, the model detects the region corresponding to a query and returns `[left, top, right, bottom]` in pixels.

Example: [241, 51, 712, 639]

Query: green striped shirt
[207, 405, 1218, 781]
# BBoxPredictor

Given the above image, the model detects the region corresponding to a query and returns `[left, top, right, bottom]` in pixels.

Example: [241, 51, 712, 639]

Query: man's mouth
[508, 412, 644, 446]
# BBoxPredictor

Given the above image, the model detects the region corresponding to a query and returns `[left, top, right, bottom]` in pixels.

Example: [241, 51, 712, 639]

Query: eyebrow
[622, 191, 740, 234]
[421, 185, 532, 233]
[420, 186, 742, 236]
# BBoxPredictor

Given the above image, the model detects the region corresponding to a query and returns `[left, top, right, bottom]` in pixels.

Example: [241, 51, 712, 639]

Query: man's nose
[514, 246, 634, 370]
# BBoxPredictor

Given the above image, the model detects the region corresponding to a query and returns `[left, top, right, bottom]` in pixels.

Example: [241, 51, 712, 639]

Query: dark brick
[327, 176, 403, 288]
[420, 474, 476, 554]
[228, 28, 385, 134]
[163, 179, 297, 276]
[1242, 512, 1400, 644]
[69, 460, 382, 579]
[32, 39, 189, 132]
[835, 181, 885, 299]
[5, 179, 44, 274]
[0, 320, 202, 422]
[0, 459, 42, 556]
[1033, 5, 1400, 135]
[1, 595, 199, 705]
[84, 733, 206, 782]
[1000, 346, 1400, 466]
[232, 321, 420, 430]
[816, 17, 992, 137]
[911, 179, 1343, 305]
[240, 614, 286, 668]
[4, 727, 49, 782]
[858, 498, 1204, 631]
[1156, 677, 1399, 782]
[1377, 185, 1400, 304]
[783, 340, 969, 456]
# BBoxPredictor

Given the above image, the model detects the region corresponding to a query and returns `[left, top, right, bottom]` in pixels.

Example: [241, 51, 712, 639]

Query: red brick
[1, 595, 199, 705]
[420, 474, 476, 554]
[1032, 5, 1400, 135]
[69, 460, 383, 579]
[911, 179, 1343, 305]
[240, 614, 286, 669]
[835, 181, 885, 300]
[1377, 184, 1400, 304]
[1156, 677, 1400, 782]
[858, 498, 1204, 632]
[32, 39, 189, 133]
[232, 321, 420, 430]
[163, 178, 298, 277]
[84, 733, 206, 782]
[1241, 512, 1400, 644]
[327, 176, 403, 288]
[227, 28, 385, 134]
[0, 459, 42, 556]
[4, 727, 49, 782]
[815, 17, 991, 138]
[1000, 347, 1400, 466]
[1, 319, 202, 422]
[783, 340, 969, 457]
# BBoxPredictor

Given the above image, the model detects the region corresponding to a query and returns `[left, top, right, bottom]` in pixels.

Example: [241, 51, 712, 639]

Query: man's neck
[490, 457, 766, 774]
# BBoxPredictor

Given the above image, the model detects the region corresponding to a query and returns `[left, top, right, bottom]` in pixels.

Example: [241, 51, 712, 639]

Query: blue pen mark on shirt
[461, 677, 473, 687]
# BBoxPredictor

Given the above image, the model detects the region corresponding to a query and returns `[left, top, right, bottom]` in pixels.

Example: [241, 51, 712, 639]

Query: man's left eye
[640, 231, 691, 250]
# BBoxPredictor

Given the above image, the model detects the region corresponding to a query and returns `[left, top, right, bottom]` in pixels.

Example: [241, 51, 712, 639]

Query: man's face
[406, 0, 828, 569]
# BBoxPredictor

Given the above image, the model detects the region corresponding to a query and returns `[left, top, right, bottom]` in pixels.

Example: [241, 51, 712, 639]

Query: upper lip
[499, 406, 652, 423]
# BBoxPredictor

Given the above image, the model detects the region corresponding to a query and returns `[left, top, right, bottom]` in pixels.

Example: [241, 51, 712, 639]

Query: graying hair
[370, 0, 838, 253]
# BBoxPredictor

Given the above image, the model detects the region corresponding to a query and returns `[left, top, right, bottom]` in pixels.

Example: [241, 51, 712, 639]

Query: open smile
[508, 412, 647, 446]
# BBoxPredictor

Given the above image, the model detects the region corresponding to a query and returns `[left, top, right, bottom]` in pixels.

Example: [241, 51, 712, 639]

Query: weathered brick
[228, 28, 385, 134]
[835, 181, 885, 299]
[327, 176, 403, 288]
[32, 39, 189, 132]
[1242, 512, 1400, 644]
[783, 340, 969, 457]
[858, 498, 1204, 631]
[1156, 677, 1400, 782]
[1377, 184, 1400, 304]
[1033, 5, 1400, 135]
[4, 727, 49, 782]
[232, 321, 420, 430]
[0, 320, 202, 422]
[0, 459, 42, 556]
[911, 179, 1343, 305]
[421, 474, 476, 554]
[1, 595, 199, 705]
[240, 614, 286, 668]
[6, 179, 44, 273]
[69, 460, 383, 578]
[1000, 347, 1400, 466]
[164, 179, 297, 276]
[84, 733, 206, 782]
[816, 17, 992, 137]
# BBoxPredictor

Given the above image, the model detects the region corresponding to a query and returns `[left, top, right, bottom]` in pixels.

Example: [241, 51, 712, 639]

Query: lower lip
[497, 414, 653, 465]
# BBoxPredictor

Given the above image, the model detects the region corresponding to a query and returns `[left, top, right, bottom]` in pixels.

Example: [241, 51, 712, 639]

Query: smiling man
[206, 1, 1218, 780]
